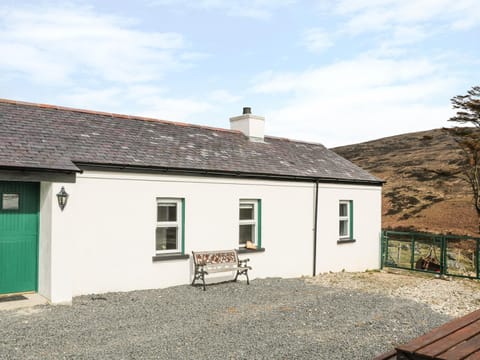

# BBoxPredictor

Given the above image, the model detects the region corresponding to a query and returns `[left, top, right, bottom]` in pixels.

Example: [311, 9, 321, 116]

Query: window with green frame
[156, 198, 185, 254]
[239, 199, 262, 248]
[339, 200, 353, 240]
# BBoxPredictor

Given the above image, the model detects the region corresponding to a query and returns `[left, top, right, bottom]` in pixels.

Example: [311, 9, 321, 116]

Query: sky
[0, 0, 479, 147]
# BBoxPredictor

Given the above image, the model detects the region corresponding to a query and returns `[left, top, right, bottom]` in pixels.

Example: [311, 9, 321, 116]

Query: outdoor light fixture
[56, 186, 69, 211]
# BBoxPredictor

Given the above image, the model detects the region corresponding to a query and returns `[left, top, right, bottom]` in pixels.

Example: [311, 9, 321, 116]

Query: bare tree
[446, 86, 480, 232]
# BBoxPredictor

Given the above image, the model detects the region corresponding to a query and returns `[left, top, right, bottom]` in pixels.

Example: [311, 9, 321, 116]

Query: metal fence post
[441, 236, 446, 276]
[383, 231, 390, 269]
[380, 231, 385, 269]
[410, 234, 415, 270]
[476, 238, 479, 280]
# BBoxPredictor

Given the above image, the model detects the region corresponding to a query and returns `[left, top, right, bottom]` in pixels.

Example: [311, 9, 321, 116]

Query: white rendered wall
[67, 172, 315, 297]
[38, 182, 73, 304]
[315, 183, 382, 273]
[38, 183, 52, 300]
[42, 171, 381, 302]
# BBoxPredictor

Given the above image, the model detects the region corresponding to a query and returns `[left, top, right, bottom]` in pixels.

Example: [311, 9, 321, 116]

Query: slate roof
[0, 99, 382, 184]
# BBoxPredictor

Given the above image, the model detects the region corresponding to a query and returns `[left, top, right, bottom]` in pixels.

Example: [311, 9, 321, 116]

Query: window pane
[2, 194, 19, 210]
[240, 204, 254, 220]
[156, 227, 178, 251]
[239, 224, 254, 245]
[339, 220, 349, 237]
[157, 203, 177, 222]
[339, 203, 348, 217]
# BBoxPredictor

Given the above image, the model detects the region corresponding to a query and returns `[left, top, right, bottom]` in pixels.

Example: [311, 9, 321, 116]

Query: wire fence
[381, 230, 480, 279]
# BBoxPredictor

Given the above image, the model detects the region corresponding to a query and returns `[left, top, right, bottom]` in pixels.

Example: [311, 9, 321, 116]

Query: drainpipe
[313, 180, 319, 276]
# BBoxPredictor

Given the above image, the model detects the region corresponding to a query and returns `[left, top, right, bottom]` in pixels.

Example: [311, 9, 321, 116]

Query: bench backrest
[192, 250, 239, 270]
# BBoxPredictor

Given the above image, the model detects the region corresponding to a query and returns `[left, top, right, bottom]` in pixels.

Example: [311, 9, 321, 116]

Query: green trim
[257, 199, 262, 248]
[380, 231, 385, 269]
[385, 230, 480, 241]
[181, 198, 185, 255]
[349, 200, 354, 240]
[441, 236, 447, 275]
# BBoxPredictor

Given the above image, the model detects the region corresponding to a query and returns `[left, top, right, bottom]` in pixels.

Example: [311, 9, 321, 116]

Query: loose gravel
[307, 269, 480, 317]
[1, 271, 477, 359]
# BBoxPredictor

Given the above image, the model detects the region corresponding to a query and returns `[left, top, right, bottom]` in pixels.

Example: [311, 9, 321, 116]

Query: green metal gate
[0, 181, 40, 294]
[381, 230, 480, 280]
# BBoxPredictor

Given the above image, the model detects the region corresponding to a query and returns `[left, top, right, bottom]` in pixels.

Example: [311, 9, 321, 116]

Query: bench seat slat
[419, 319, 480, 357]
[438, 332, 480, 360]
[202, 266, 250, 273]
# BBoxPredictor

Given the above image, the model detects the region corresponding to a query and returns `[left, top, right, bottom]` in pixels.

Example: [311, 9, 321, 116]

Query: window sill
[237, 247, 265, 254]
[337, 239, 356, 244]
[152, 254, 190, 262]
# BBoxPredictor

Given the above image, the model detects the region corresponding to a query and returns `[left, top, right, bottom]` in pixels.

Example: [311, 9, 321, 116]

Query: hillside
[333, 128, 479, 236]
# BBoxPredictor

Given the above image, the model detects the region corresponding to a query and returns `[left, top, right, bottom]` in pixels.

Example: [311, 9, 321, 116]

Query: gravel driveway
[2, 271, 477, 359]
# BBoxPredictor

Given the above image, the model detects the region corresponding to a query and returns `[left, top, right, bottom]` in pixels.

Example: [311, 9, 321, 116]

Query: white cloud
[279, 0, 479, 146]
[267, 101, 454, 147]
[335, 0, 480, 35]
[149, 0, 296, 19]
[302, 28, 333, 53]
[0, 5, 188, 86]
[367, 25, 432, 57]
[0, 4, 217, 123]
[389, 26, 430, 46]
[253, 56, 460, 147]
[59, 86, 213, 123]
[138, 98, 213, 122]
[253, 57, 439, 94]
[209, 89, 242, 103]
[450, 0, 480, 29]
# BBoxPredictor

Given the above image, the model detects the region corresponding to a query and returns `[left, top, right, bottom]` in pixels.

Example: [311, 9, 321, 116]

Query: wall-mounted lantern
[56, 186, 69, 211]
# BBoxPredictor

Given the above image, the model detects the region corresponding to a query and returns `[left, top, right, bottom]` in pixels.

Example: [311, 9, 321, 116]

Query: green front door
[0, 181, 39, 294]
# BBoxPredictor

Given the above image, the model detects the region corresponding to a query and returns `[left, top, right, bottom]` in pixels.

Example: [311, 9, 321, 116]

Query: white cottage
[0, 99, 382, 303]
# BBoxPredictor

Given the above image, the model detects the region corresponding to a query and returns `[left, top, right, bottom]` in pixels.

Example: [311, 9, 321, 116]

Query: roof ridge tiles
[0, 98, 241, 135]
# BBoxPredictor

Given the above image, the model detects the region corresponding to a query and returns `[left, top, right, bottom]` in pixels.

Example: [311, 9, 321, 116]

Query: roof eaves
[0, 164, 82, 174]
[74, 161, 384, 185]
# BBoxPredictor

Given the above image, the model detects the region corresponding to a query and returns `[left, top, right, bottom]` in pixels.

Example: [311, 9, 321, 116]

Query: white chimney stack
[229, 107, 265, 141]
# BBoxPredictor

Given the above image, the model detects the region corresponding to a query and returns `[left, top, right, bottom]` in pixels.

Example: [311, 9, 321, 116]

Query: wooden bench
[191, 250, 252, 291]
[374, 309, 480, 359]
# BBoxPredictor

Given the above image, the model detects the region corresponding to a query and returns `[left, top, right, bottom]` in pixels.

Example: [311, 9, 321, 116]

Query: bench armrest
[238, 258, 250, 266]
[195, 264, 207, 272]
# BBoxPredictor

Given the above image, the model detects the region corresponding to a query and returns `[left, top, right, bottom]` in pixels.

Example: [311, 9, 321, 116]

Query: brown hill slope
[333, 129, 478, 236]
